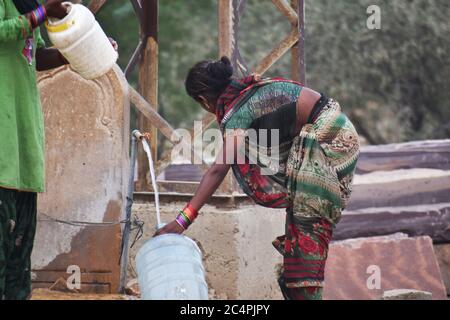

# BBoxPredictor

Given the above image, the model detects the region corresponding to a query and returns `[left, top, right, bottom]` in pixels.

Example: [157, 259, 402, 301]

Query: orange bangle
[183, 203, 198, 222]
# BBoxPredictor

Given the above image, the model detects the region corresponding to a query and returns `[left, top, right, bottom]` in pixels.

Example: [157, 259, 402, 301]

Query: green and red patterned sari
[216, 76, 360, 299]
[217, 76, 301, 208]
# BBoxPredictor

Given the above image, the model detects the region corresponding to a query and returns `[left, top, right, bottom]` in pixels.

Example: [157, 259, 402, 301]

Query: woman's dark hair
[13, 0, 39, 14]
[185, 56, 234, 102]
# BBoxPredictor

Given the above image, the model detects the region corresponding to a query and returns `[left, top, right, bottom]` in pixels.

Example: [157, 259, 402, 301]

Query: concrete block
[434, 244, 450, 295]
[382, 289, 432, 300]
[32, 65, 130, 293]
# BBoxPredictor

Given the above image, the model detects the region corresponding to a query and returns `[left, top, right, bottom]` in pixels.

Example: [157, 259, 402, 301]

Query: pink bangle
[29, 5, 47, 29]
[175, 214, 188, 230]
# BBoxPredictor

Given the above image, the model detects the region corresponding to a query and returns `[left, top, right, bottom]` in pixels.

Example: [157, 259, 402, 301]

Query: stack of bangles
[28, 5, 47, 29]
[175, 204, 198, 230]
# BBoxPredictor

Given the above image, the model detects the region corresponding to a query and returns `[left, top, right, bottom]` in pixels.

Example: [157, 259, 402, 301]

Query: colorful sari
[216, 76, 360, 299]
[217, 76, 301, 208]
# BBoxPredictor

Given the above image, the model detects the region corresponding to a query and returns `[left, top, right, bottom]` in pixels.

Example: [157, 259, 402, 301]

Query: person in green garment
[0, 0, 73, 300]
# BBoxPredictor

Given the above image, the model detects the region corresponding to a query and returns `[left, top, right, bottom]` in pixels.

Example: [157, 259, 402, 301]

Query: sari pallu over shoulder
[216, 77, 303, 209]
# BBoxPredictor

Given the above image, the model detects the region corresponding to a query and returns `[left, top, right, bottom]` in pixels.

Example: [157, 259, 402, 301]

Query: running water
[141, 139, 163, 229]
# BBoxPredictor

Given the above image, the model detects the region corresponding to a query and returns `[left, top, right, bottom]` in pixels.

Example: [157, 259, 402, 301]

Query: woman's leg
[277, 273, 323, 300]
[273, 213, 333, 300]
[0, 188, 17, 300]
[287, 287, 323, 300]
[4, 191, 37, 300]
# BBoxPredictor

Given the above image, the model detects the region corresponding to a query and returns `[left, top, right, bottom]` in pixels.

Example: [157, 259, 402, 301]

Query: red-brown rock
[323, 234, 447, 300]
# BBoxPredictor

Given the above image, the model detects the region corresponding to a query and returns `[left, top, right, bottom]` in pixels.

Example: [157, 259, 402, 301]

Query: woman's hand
[251, 73, 262, 82]
[153, 220, 185, 237]
[45, 0, 69, 20]
[108, 37, 119, 52]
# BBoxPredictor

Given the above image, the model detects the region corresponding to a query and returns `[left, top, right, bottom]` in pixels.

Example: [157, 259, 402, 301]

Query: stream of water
[141, 139, 163, 229]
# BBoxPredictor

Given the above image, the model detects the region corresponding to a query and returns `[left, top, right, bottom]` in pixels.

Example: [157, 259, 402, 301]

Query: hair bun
[208, 56, 233, 80]
[220, 56, 232, 66]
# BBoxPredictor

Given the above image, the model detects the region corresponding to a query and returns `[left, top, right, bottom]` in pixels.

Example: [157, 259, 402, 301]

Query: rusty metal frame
[148, 0, 307, 195]
[87, 0, 306, 194]
[214, 0, 305, 133]
[202, 0, 306, 194]
[87, 0, 107, 14]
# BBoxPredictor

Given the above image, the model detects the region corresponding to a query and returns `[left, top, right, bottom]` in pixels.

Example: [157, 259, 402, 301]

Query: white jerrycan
[45, 2, 118, 80]
[134, 136, 208, 300]
[135, 233, 209, 300]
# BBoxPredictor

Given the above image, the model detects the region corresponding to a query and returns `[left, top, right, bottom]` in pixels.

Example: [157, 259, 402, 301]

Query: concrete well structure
[32, 65, 130, 293]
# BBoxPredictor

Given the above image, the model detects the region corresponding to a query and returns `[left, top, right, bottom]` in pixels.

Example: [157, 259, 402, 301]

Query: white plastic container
[136, 234, 208, 300]
[45, 2, 118, 80]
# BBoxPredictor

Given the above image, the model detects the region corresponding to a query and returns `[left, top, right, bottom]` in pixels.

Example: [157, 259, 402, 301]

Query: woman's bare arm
[154, 133, 243, 236]
[189, 162, 231, 210]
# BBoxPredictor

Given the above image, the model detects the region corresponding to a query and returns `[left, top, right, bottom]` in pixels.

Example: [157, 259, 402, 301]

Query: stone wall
[32, 65, 130, 293]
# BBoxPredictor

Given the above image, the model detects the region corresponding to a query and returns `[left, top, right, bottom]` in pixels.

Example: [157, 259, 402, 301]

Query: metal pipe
[118, 129, 140, 293]
[297, 0, 306, 85]
[124, 40, 144, 78]
[133, 129, 144, 141]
